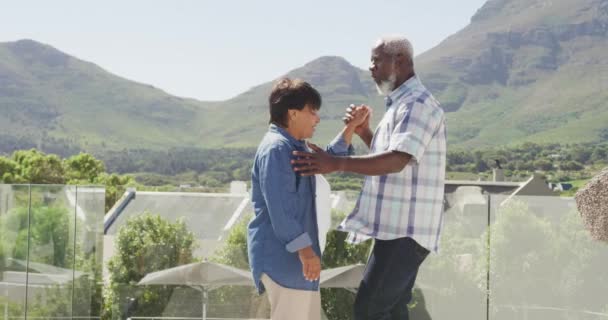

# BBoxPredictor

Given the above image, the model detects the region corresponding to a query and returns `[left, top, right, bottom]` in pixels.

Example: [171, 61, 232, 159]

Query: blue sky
[1, 0, 486, 101]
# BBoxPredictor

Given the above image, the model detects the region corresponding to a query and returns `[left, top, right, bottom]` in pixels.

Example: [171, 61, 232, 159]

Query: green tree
[2, 149, 133, 212]
[11, 149, 65, 184]
[590, 148, 607, 164]
[1, 204, 73, 267]
[62, 152, 134, 212]
[98, 173, 135, 212]
[534, 159, 554, 171]
[103, 214, 196, 320]
[64, 153, 106, 184]
[213, 216, 249, 269]
[569, 146, 593, 164]
[0, 156, 20, 183]
[471, 151, 490, 173]
[560, 161, 584, 171]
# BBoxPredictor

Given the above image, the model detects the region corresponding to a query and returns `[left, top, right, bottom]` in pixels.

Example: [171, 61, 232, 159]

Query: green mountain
[198, 56, 382, 147]
[0, 39, 217, 153]
[203, 0, 608, 148]
[1, 0, 607, 154]
[416, 0, 608, 147]
[0, 40, 378, 152]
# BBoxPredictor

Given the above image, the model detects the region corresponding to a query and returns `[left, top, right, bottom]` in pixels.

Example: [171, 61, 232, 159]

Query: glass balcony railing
[1, 184, 607, 320]
[0, 184, 104, 320]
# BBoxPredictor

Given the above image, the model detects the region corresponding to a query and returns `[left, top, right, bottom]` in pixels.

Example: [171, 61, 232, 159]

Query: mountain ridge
[1, 0, 607, 154]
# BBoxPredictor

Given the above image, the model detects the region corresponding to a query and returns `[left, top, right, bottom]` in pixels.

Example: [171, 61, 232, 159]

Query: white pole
[4, 285, 8, 320]
[202, 288, 208, 320]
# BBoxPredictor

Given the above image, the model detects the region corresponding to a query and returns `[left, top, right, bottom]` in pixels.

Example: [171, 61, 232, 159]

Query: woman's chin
[307, 129, 316, 139]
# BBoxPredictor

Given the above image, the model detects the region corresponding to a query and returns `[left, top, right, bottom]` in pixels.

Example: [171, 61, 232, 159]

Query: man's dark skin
[292, 43, 416, 176]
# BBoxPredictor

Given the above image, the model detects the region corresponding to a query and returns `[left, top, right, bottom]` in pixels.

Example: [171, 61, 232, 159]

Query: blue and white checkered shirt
[338, 75, 447, 252]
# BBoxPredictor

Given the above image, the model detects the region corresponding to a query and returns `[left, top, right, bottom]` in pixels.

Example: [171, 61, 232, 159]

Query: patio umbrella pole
[201, 287, 208, 320]
[4, 285, 8, 320]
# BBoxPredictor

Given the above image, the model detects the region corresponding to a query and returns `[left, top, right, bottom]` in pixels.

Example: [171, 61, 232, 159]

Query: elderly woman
[247, 77, 368, 320]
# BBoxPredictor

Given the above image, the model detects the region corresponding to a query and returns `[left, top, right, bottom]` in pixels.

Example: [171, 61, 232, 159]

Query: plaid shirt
[338, 76, 447, 252]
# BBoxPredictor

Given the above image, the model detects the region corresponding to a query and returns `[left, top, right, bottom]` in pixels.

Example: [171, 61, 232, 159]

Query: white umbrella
[320, 264, 365, 293]
[137, 261, 253, 320]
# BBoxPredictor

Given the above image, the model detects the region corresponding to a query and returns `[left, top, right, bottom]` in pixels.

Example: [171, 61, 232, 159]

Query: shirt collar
[269, 123, 306, 149]
[385, 75, 422, 107]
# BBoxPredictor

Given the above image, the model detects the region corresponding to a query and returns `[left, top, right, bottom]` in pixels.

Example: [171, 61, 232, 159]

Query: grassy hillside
[1, 0, 607, 154]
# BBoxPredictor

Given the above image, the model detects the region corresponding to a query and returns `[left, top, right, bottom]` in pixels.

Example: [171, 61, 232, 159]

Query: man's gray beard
[375, 73, 397, 95]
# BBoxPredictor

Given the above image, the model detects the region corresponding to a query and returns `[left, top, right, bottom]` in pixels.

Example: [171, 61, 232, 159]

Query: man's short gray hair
[375, 35, 414, 60]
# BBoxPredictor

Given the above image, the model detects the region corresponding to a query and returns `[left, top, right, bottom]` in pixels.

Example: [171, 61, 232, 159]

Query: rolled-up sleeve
[326, 133, 355, 156]
[389, 102, 442, 162]
[259, 144, 312, 253]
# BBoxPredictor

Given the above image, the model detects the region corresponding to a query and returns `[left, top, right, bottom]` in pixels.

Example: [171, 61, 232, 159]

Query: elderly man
[292, 35, 447, 319]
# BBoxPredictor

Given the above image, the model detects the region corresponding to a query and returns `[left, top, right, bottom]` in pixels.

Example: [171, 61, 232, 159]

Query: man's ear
[394, 53, 406, 68]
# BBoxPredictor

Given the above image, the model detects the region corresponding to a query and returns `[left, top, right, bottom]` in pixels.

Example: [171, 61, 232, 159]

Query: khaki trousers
[261, 274, 321, 320]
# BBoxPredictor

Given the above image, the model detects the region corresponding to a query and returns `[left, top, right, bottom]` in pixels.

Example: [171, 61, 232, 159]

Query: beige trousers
[261, 274, 321, 320]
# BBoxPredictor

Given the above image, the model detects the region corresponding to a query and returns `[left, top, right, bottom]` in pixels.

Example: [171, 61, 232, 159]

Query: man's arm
[293, 144, 411, 176]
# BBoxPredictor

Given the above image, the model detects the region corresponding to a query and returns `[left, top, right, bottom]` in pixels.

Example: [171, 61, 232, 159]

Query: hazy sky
[1, 0, 487, 101]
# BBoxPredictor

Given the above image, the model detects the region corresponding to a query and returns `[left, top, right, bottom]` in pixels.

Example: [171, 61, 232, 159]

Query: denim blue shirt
[248, 124, 354, 293]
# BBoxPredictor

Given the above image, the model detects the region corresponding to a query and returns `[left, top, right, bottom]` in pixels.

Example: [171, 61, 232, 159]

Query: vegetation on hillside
[2, 141, 606, 198]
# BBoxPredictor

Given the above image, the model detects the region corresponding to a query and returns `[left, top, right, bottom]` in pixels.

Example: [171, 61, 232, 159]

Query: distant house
[499, 174, 557, 201]
[444, 179, 521, 195]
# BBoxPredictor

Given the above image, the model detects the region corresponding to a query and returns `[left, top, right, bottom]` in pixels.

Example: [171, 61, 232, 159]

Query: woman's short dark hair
[268, 78, 321, 127]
